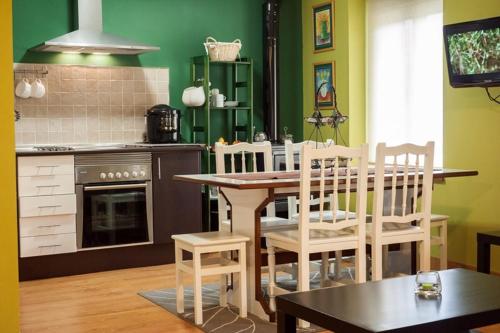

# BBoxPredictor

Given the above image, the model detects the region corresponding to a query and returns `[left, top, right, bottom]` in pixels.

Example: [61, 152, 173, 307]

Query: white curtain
[366, 0, 443, 166]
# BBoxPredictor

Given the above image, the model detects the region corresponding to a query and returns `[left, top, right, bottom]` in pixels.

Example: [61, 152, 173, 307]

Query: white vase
[182, 86, 206, 107]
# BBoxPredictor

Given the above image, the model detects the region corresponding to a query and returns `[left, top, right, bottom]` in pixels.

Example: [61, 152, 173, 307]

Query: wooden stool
[172, 231, 249, 325]
[431, 214, 448, 270]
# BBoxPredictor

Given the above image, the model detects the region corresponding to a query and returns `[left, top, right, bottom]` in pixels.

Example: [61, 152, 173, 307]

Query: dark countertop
[16, 143, 206, 156]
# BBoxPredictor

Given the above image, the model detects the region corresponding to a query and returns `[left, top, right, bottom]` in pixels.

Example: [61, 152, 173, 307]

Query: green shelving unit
[189, 55, 254, 175]
[188, 55, 254, 231]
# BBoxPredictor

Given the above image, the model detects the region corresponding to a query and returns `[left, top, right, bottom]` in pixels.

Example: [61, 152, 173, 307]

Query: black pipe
[263, 0, 280, 143]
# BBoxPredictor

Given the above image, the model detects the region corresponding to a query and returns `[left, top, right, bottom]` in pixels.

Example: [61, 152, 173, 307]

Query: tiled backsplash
[14, 63, 169, 145]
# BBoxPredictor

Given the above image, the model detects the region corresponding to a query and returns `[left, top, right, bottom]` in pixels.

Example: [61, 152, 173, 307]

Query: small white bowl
[224, 101, 239, 107]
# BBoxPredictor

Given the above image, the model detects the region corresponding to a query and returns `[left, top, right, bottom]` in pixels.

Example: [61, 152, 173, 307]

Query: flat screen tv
[444, 16, 500, 88]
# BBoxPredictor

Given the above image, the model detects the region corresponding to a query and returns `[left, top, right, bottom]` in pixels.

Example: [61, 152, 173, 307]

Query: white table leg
[221, 187, 269, 320]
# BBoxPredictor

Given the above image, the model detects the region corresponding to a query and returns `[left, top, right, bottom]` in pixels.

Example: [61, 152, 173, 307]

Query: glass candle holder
[415, 270, 442, 297]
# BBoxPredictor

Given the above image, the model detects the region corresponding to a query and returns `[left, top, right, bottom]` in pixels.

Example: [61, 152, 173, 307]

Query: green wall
[432, 0, 500, 273]
[301, 0, 365, 145]
[13, 0, 303, 142]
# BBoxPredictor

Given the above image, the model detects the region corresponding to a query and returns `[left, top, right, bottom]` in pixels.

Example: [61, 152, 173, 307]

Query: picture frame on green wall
[314, 61, 336, 109]
[313, 1, 335, 53]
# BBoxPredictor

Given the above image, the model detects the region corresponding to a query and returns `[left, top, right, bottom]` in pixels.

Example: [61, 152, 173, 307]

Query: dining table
[174, 167, 478, 321]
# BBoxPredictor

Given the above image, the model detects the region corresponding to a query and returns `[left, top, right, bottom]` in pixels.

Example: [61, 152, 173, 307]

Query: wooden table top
[276, 268, 500, 333]
[173, 168, 478, 190]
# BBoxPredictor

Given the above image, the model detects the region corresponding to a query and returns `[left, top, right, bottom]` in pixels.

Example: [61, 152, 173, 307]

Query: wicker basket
[204, 37, 242, 62]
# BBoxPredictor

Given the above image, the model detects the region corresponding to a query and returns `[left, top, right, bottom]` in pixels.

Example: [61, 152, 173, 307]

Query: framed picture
[313, 61, 335, 109]
[313, 1, 335, 52]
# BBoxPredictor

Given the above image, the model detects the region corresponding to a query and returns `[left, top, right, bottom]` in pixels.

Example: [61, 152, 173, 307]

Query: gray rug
[139, 283, 322, 333]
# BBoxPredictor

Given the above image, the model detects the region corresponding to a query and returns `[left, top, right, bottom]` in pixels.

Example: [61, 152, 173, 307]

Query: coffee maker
[145, 104, 181, 143]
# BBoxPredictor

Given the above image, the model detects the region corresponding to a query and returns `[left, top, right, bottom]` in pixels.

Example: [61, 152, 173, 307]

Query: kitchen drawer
[18, 155, 74, 176]
[18, 174, 75, 197]
[20, 233, 76, 258]
[19, 194, 76, 218]
[19, 214, 76, 237]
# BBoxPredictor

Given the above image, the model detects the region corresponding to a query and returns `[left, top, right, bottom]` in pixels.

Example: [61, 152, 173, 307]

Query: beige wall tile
[110, 80, 122, 92]
[14, 63, 169, 145]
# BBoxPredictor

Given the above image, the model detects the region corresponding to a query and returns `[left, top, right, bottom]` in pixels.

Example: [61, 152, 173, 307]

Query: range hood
[31, 0, 159, 55]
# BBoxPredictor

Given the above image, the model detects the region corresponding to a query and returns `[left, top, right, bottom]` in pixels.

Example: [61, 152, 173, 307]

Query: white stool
[431, 214, 448, 270]
[172, 231, 249, 325]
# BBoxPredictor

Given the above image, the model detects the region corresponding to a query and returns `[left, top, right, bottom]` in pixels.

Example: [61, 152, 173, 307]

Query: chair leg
[372, 242, 383, 281]
[267, 244, 277, 312]
[175, 243, 184, 314]
[440, 221, 448, 270]
[298, 251, 310, 329]
[334, 250, 342, 279]
[355, 244, 367, 284]
[239, 242, 247, 318]
[193, 250, 203, 325]
[382, 245, 390, 275]
[419, 236, 431, 272]
[320, 252, 329, 287]
[219, 252, 228, 306]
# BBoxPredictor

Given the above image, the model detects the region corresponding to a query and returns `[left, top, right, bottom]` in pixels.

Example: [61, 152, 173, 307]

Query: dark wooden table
[477, 231, 500, 274]
[276, 269, 500, 333]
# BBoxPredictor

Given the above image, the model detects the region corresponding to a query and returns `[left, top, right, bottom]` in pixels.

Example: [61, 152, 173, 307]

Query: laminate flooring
[20, 263, 500, 333]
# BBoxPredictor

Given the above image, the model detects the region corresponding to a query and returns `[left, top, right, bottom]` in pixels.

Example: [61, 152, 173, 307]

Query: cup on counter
[215, 94, 226, 108]
[30, 79, 46, 98]
[15, 78, 31, 99]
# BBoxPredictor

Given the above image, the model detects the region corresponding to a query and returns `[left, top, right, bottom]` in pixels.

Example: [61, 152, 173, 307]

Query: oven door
[76, 182, 153, 249]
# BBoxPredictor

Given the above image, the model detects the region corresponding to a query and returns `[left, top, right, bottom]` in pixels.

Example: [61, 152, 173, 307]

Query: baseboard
[431, 257, 500, 276]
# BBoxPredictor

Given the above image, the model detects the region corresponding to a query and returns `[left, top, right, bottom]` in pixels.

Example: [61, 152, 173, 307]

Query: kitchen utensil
[182, 86, 205, 107]
[224, 101, 239, 107]
[280, 126, 293, 143]
[15, 78, 31, 99]
[253, 131, 268, 142]
[215, 94, 226, 108]
[145, 104, 181, 143]
[30, 78, 46, 98]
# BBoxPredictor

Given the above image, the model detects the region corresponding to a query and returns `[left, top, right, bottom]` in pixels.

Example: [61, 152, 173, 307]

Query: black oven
[75, 153, 153, 250]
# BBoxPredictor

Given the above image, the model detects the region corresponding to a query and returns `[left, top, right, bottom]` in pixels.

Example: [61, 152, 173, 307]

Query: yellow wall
[432, 0, 500, 273]
[302, 0, 365, 145]
[0, 0, 20, 331]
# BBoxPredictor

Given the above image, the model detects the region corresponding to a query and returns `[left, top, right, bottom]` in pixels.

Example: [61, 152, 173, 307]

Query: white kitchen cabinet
[17, 154, 77, 257]
[20, 233, 77, 258]
[18, 155, 74, 176]
[19, 214, 76, 237]
[18, 174, 75, 196]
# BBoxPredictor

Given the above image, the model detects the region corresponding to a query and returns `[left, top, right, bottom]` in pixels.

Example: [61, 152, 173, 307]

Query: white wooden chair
[214, 141, 296, 234]
[266, 144, 369, 327]
[368, 142, 434, 281]
[172, 231, 249, 325]
[285, 139, 347, 280]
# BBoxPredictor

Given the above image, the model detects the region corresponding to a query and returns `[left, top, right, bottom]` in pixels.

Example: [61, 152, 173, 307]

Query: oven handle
[83, 183, 148, 191]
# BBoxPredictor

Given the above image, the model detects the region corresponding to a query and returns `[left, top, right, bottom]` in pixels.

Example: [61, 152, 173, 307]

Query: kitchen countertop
[16, 143, 206, 156]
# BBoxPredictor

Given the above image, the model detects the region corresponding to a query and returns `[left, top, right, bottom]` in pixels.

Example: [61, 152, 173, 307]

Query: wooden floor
[20, 263, 500, 333]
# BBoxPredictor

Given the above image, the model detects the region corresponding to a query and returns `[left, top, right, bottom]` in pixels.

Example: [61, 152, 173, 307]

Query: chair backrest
[371, 142, 434, 235]
[297, 144, 369, 245]
[284, 140, 335, 217]
[214, 141, 276, 225]
[215, 141, 273, 174]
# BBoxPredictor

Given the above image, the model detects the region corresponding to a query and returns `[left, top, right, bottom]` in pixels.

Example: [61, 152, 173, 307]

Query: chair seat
[366, 222, 422, 239]
[222, 216, 298, 233]
[291, 210, 357, 222]
[172, 231, 249, 247]
[265, 228, 357, 246]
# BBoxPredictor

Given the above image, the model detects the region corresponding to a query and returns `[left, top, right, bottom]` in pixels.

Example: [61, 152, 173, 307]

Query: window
[367, 0, 443, 166]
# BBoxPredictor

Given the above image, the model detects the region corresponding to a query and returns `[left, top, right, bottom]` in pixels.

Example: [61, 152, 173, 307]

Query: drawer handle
[36, 185, 61, 188]
[38, 244, 62, 249]
[37, 224, 62, 228]
[38, 205, 62, 209]
[37, 165, 58, 168]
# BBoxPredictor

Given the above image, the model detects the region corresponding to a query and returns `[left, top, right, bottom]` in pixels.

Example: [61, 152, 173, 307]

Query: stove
[33, 145, 75, 152]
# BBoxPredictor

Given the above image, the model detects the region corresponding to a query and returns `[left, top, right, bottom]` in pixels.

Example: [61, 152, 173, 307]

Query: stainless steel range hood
[31, 0, 160, 55]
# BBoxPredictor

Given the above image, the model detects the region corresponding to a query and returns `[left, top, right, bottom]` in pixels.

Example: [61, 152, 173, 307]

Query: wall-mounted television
[444, 16, 500, 88]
